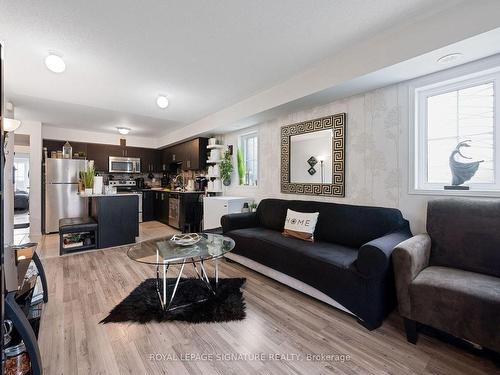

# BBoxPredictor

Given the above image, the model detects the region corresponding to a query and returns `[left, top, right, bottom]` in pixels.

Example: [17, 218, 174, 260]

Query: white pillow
[283, 209, 319, 242]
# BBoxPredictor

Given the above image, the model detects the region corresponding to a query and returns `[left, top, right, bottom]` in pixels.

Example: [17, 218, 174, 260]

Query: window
[413, 65, 500, 194]
[238, 132, 258, 186]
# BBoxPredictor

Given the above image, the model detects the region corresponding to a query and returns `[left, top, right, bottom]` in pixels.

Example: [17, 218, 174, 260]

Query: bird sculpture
[449, 140, 484, 186]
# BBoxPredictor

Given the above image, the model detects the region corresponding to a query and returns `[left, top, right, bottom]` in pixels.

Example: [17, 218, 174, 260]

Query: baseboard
[224, 252, 357, 318]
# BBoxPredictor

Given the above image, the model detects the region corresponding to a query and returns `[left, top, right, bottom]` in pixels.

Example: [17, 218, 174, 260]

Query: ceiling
[1, 0, 463, 137]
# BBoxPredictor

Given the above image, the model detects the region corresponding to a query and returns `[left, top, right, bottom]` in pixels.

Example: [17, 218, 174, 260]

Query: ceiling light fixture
[45, 53, 66, 73]
[437, 53, 463, 64]
[116, 127, 130, 135]
[3, 118, 22, 132]
[156, 95, 169, 109]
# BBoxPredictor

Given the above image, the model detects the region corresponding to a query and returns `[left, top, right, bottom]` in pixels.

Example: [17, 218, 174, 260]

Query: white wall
[15, 121, 43, 236]
[3, 132, 15, 245]
[222, 82, 440, 234]
[42, 125, 159, 148]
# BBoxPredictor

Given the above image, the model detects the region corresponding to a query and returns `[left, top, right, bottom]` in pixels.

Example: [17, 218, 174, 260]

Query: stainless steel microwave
[108, 156, 141, 173]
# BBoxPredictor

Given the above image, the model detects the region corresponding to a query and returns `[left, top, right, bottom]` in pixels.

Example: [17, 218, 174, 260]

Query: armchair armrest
[392, 234, 431, 318]
[221, 212, 258, 233]
[356, 226, 412, 278]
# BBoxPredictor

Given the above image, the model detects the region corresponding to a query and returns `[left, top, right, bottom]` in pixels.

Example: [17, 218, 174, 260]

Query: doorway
[14, 133, 30, 243]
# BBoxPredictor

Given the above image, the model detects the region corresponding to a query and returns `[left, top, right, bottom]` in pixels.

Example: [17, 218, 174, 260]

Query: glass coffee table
[127, 233, 235, 311]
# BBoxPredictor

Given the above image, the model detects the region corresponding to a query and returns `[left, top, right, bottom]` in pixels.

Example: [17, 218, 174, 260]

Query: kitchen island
[79, 193, 140, 248]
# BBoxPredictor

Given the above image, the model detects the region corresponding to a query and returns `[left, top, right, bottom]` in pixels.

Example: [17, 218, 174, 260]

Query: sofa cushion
[228, 227, 358, 269]
[257, 198, 407, 248]
[283, 209, 319, 242]
[427, 198, 500, 278]
[410, 266, 500, 352]
[256, 199, 290, 231]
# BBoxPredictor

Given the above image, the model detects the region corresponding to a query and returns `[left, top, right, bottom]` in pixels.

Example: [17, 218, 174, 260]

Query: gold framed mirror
[280, 113, 346, 197]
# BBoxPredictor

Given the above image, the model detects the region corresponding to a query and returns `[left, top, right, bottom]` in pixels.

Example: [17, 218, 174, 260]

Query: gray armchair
[393, 198, 500, 352]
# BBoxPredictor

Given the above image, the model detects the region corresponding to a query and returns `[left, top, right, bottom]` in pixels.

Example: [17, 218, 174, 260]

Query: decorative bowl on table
[169, 233, 201, 246]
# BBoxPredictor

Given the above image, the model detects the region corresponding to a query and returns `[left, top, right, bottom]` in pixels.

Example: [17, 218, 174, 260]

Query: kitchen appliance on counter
[44, 158, 88, 233]
[195, 176, 208, 191]
[108, 156, 141, 173]
[109, 179, 142, 222]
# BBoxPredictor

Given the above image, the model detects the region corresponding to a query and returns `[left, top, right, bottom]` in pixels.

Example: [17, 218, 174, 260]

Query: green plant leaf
[237, 148, 245, 185]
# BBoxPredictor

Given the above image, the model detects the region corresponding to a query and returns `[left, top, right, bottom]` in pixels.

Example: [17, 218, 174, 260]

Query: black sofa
[221, 198, 412, 329]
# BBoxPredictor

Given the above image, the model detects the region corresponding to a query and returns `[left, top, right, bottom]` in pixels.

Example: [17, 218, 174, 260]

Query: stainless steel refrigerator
[44, 158, 88, 233]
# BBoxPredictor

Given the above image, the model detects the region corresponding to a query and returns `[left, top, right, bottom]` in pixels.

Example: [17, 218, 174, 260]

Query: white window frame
[409, 56, 500, 197]
[238, 131, 259, 187]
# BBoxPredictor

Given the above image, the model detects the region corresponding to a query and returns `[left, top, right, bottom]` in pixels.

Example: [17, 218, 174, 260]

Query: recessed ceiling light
[3, 118, 21, 132]
[156, 95, 169, 109]
[45, 53, 66, 73]
[437, 53, 463, 64]
[116, 127, 130, 135]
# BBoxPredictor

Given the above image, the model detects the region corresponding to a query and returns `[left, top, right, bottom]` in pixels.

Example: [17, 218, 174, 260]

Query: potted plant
[81, 166, 95, 195]
[220, 150, 233, 186]
[236, 148, 246, 185]
[250, 202, 257, 212]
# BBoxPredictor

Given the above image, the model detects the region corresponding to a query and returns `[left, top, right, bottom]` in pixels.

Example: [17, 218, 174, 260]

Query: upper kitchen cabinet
[86, 143, 120, 172]
[161, 137, 208, 171]
[183, 137, 208, 170]
[123, 146, 142, 158]
[141, 148, 160, 173]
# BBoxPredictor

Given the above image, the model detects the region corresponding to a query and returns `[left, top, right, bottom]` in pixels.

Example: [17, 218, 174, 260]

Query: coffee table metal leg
[191, 258, 203, 280]
[166, 259, 186, 310]
[163, 261, 167, 307]
[215, 258, 219, 289]
[199, 259, 216, 295]
[156, 263, 169, 309]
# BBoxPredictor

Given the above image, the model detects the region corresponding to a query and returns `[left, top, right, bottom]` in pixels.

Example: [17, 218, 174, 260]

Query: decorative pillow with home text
[283, 209, 319, 242]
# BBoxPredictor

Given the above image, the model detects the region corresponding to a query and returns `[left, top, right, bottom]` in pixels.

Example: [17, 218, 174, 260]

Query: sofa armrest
[221, 212, 258, 233]
[392, 234, 431, 318]
[356, 227, 412, 278]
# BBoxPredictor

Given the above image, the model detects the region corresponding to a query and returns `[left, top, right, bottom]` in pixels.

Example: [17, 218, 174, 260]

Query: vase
[85, 188, 93, 195]
[223, 178, 231, 186]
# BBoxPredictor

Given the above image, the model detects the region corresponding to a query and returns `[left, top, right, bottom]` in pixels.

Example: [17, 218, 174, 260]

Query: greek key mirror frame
[281, 113, 346, 197]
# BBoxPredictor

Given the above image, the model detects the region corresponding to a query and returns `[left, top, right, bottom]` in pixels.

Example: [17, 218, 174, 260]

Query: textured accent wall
[223, 82, 433, 233]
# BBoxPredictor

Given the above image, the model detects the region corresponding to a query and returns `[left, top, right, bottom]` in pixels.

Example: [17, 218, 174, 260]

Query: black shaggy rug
[100, 278, 246, 324]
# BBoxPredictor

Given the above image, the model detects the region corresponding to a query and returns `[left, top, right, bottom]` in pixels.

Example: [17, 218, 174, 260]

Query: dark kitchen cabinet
[183, 137, 208, 170]
[153, 191, 169, 224]
[105, 144, 126, 157]
[86, 143, 112, 172]
[160, 192, 169, 224]
[142, 191, 155, 222]
[160, 137, 208, 171]
[142, 148, 160, 173]
[123, 146, 142, 158]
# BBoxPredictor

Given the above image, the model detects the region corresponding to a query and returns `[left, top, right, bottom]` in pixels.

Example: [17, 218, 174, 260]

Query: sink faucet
[173, 174, 185, 191]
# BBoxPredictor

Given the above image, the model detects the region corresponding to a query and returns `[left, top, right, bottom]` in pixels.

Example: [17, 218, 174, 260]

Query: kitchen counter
[76, 193, 139, 248]
[145, 188, 205, 194]
[91, 194, 139, 248]
[79, 192, 141, 197]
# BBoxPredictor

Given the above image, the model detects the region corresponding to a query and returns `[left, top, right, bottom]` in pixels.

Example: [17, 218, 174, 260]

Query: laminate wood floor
[37, 222, 498, 375]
